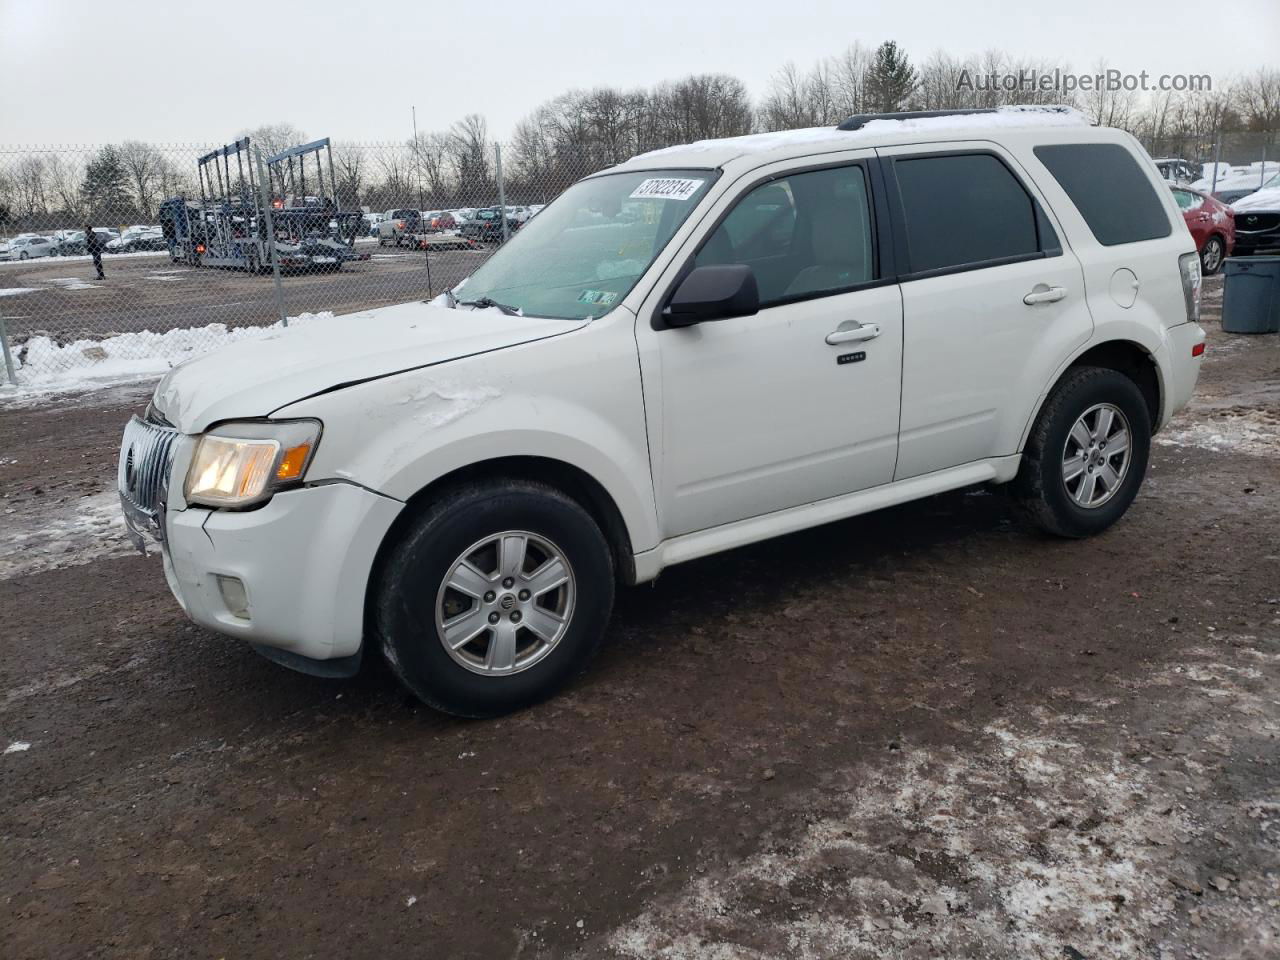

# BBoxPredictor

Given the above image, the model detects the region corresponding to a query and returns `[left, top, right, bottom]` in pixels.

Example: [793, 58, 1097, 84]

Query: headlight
[184, 419, 321, 508]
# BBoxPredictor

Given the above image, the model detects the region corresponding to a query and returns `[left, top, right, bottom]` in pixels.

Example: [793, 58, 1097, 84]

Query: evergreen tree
[867, 41, 918, 113]
[81, 146, 132, 222]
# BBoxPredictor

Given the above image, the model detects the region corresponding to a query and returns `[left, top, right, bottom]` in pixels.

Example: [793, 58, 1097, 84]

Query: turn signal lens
[276, 443, 312, 481]
[1192, 342, 1206, 357]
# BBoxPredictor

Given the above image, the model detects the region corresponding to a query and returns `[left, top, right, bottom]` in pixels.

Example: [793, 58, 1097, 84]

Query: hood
[1231, 187, 1280, 213]
[153, 301, 586, 432]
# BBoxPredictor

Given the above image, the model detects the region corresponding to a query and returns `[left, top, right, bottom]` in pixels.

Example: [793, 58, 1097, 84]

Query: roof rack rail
[836, 108, 996, 131]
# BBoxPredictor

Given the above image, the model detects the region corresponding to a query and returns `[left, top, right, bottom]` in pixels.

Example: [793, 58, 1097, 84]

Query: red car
[1171, 185, 1234, 275]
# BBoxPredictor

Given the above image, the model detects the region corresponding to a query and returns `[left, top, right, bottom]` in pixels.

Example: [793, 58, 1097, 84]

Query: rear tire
[1011, 366, 1151, 538]
[374, 480, 615, 717]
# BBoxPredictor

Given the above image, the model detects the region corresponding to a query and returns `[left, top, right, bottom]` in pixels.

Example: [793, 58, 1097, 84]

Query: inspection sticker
[628, 177, 705, 201]
[578, 290, 618, 305]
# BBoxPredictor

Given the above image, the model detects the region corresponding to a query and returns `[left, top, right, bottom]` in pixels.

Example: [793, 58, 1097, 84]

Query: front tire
[1012, 366, 1151, 538]
[374, 480, 615, 717]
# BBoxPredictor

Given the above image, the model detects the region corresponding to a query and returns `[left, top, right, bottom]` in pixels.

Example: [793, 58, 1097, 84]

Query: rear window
[1034, 143, 1172, 246]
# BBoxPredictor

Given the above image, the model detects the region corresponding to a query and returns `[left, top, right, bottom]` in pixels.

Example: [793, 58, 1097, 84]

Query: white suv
[119, 107, 1206, 716]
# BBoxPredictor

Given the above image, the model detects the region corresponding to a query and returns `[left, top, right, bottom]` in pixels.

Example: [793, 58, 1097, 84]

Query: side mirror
[663, 264, 759, 328]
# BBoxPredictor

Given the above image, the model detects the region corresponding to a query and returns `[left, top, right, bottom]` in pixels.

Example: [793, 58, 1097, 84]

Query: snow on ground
[1156, 408, 1280, 458]
[0, 488, 141, 581]
[593, 640, 1280, 960]
[0, 287, 37, 297]
[44, 277, 101, 291]
[0, 249, 169, 268]
[1, 312, 332, 403]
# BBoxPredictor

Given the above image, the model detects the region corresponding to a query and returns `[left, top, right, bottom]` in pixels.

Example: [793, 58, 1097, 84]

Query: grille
[1236, 211, 1280, 233]
[118, 415, 179, 542]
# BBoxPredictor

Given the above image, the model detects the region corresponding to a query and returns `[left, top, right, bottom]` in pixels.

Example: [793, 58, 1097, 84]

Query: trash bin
[1221, 256, 1280, 334]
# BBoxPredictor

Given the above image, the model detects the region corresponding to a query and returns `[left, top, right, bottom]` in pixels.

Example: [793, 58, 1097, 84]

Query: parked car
[1230, 183, 1280, 256]
[377, 208, 422, 247]
[1170, 185, 1235, 275]
[1195, 164, 1280, 204]
[0, 236, 58, 260]
[426, 212, 460, 232]
[1153, 157, 1198, 185]
[459, 207, 518, 243]
[119, 107, 1205, 717]
[362, 212, 385, 238]
[108, 227, 165, 253]
[57, 229, 117, 256]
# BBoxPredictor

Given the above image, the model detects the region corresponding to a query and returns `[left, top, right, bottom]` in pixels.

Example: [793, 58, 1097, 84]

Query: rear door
[878, 144, 1092, 479]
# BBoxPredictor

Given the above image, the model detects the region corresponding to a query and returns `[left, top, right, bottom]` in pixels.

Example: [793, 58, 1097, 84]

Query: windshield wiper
[457, 296, 521, 316]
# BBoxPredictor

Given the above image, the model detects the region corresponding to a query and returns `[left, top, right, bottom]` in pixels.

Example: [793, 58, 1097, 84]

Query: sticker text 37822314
[628, 178, 705, 202]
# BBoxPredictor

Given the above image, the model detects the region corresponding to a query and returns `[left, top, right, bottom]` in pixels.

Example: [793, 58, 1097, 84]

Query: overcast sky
[2, 0, 1276, 145]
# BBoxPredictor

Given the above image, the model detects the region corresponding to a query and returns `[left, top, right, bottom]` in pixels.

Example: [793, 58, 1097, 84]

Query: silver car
[0, 236, 58, 260]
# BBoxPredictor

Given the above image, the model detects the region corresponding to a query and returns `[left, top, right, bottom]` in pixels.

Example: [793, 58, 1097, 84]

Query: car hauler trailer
[195, 137, 273, 271]
[263, 138, 368, 270]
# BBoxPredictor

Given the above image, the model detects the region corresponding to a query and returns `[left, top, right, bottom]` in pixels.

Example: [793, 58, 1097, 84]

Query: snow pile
[636, 106, 1086, 160]
[0, 287, 36, 297]
[6, 312, 332, 396]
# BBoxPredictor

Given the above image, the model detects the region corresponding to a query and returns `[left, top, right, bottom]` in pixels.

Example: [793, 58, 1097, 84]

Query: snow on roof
[631, 105, 1090, 164]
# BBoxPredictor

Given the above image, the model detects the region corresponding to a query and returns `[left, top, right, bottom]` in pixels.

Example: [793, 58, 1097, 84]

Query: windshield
[453, 169, 717, 319]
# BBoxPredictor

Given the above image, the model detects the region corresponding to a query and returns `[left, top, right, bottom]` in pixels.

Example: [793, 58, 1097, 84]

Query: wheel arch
[367, 455, 639, 628]
[1020, 339, 1162, 453]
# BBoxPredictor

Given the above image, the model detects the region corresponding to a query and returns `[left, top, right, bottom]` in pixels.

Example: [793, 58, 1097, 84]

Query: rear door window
[1034, 143, 1173, 246]
[891, 153, 1051, 275]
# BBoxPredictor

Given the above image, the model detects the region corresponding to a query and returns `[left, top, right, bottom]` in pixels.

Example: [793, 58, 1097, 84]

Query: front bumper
[162, 483, 403, 662]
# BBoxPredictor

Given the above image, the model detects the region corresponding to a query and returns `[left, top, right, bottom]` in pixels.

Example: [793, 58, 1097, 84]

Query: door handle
[1023, 284, 1067, 305]
[825, 321, 881, 345]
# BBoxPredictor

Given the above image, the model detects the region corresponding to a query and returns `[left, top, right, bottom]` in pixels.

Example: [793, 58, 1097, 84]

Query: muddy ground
[1, 275, 1278, 959]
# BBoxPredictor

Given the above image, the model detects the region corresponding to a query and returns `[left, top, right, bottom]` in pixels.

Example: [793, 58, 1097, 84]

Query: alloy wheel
[434, 531, 576, 676]
[1061, 402, 1132, 508]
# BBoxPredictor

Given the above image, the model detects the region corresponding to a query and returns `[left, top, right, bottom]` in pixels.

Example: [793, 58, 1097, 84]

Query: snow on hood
[1231, 187, 1280, 212]
[152, 301, 586, 432]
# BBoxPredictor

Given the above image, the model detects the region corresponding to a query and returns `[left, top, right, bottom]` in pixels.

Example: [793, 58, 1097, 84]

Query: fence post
[1210, 134, 1222, 194]
[0, 314, 17, 386]
[253, 146, 288, 329]
[495, 143, 509, 244]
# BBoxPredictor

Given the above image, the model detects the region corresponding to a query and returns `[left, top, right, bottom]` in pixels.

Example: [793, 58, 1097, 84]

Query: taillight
[1178, 251, 1201, 325]
[1192, 342, 1206, 357]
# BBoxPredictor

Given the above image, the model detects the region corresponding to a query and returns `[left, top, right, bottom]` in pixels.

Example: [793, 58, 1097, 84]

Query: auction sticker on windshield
[629, 178, 705, 201]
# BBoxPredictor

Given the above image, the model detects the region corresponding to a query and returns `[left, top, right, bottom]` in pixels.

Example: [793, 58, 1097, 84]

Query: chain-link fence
[0, 139, 571, 387]
[1, 125, 1277, 390]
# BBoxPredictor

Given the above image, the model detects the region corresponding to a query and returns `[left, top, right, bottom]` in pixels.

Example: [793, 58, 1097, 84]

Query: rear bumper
[1156, 321, 1206, 430]
[163, 483, 403, 662]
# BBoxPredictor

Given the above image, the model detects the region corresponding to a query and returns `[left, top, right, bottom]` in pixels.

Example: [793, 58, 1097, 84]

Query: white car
[119, 107, 1205, 716]
[1, 236, 58, 260]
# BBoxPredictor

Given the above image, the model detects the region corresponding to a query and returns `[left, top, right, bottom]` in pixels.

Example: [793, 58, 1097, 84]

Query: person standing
[84, 223, 105, 280]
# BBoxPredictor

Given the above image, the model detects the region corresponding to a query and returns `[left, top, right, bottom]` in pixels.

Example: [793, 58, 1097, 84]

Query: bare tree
[120, 141, 163, 219]
[240, 123, 307, 158]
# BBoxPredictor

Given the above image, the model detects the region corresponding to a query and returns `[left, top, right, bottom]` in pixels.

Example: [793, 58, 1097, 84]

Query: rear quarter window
[1034, 143, 1172, 246]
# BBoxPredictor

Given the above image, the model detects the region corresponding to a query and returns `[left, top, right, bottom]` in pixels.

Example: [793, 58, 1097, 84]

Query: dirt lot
[0, 243, 494, 342]
[1, 276, 1278, 959]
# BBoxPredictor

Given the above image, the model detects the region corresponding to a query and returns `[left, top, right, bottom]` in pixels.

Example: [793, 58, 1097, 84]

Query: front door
[638, 157, 904, 538]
